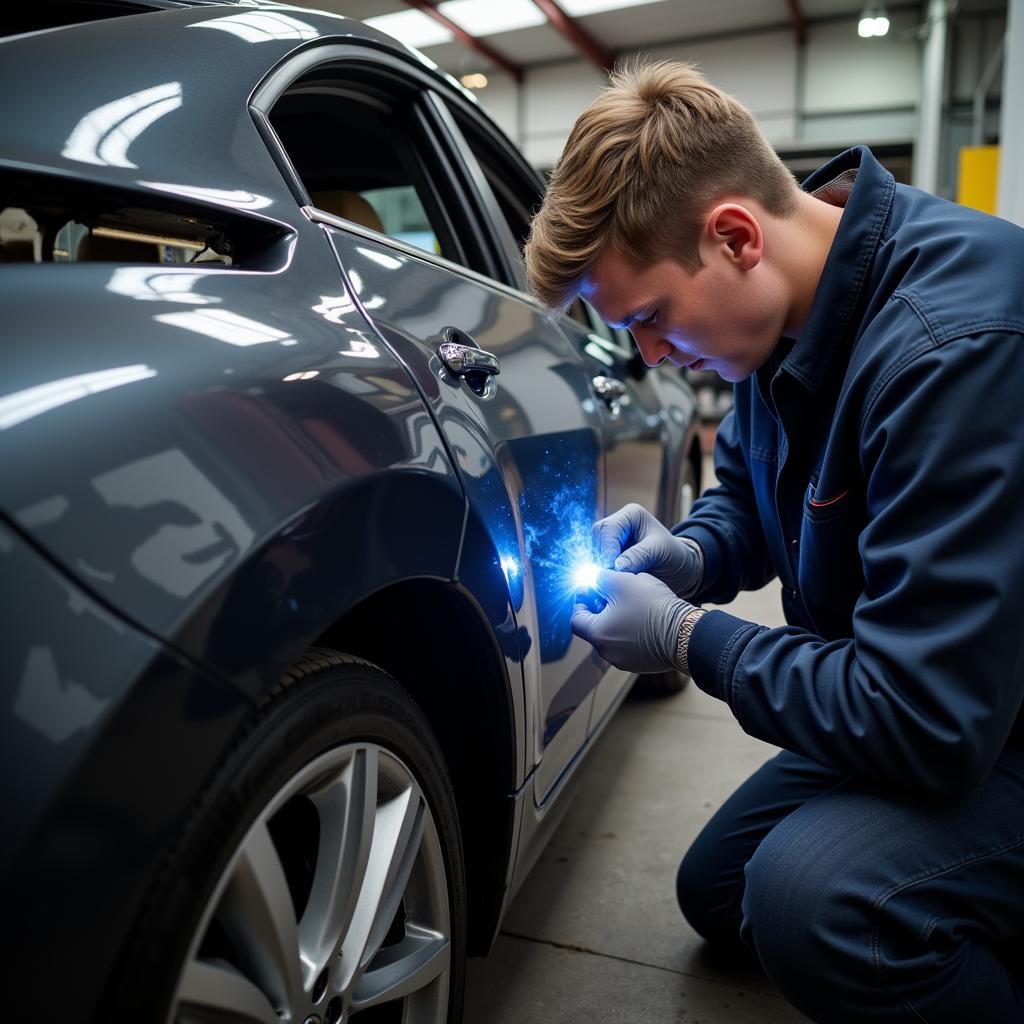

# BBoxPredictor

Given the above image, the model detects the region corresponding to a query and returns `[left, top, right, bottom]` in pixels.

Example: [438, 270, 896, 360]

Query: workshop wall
[475, 5, 1007, 201]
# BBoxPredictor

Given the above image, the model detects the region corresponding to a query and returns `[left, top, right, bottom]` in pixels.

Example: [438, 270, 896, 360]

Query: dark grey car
[0, 3, 702, 1020]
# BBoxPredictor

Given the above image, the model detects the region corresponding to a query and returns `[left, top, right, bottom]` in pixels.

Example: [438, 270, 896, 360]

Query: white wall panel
[469, 4, 1009, 179]
[523, 62, 606, 135]
[803, 12, 921, 112]
[646, 29, 797, 118]
[472, 71, 519, 143]
[801, 109, 918, 143]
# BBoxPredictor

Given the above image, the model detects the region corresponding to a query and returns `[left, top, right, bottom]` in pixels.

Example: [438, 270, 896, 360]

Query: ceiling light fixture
[364, 9, 453, 49]
[561, 0, 669, 14]
[437, 0, 546, 37]
[858, 0, 890, 37]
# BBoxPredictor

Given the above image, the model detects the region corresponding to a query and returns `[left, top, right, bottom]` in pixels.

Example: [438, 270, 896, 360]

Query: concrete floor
[465, 476, 811, 1022]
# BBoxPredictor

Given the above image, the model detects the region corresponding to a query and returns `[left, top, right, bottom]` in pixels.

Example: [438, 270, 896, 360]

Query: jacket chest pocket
[798, 478, 865, 640]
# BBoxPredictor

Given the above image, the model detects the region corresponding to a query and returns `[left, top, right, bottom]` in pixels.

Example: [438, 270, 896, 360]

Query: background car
[0, 3, 702, 1021]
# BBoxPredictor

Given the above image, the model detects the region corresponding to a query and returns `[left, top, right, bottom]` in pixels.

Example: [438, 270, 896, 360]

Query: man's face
[581, 240, 788, 383]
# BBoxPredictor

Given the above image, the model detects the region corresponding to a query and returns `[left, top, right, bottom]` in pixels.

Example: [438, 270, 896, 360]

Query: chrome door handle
[592, 375, 627, 413]
[438, 329, 500, 379]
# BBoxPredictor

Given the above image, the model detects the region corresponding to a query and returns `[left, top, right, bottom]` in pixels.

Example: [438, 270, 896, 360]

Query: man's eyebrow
[607, 302, 658, 331]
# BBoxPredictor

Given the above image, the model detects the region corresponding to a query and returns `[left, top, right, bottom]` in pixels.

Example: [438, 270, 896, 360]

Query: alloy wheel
[171, 742, 451, 1024]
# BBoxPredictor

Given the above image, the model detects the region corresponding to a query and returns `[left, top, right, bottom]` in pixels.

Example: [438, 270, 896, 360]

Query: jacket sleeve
[673, 408, 776, 604]
[686, 331, 1024, 795]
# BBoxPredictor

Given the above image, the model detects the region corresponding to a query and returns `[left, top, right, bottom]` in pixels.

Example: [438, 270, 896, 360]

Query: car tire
[107, 649, 467, 1024]
[632, 457, 700, 698]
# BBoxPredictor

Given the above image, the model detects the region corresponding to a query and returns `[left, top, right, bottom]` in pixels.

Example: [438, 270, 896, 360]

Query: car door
[435, 102, 693, 732]
[257, 51, 609, 806]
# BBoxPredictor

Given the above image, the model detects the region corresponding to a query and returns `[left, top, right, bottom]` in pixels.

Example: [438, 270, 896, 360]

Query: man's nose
[630, 326, 672, 367]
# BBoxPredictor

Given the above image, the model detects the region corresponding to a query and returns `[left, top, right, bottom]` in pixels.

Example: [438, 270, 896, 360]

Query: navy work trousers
[677, 749, 1024, 1022]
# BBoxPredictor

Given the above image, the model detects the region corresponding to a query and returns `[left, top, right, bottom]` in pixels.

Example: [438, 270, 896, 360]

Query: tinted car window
[269, 82, 466, 267]
[451, 110, 540, 258]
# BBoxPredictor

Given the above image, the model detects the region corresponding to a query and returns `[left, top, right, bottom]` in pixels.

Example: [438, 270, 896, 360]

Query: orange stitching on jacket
[808, 488, 850, 508]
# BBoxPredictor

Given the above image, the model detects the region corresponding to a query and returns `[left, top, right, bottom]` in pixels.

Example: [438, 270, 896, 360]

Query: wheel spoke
[349, 925, 450, 1011]
[176, 959, 281, 1024]
[338, 783, 425, 989]
[298, 746, 378, 981]
[217, 819, 304, 1012]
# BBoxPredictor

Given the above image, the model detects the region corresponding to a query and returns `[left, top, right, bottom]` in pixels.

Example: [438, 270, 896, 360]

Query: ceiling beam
[531, 0, 615, 72]
[784, 0, 807, 46]
[400, 0, 525, 82]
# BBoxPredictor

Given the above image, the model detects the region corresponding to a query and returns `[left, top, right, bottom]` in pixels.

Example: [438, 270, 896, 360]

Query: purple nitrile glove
[593, 503, 703, 597]
[571, 568, 695, 674]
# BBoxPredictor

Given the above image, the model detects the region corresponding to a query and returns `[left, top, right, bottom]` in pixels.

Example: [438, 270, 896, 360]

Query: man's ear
[705, 203, 763, 271]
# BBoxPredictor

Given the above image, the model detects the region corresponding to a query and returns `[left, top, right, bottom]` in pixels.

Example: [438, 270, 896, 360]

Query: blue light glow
[572, 561, 600, 590]
[500, 555, 520, 580]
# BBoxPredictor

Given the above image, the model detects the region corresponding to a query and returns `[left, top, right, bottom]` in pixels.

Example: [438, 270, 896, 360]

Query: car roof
[0, 2, 490, 218]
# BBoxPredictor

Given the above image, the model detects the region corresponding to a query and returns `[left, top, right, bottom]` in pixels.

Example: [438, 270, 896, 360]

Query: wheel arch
[312, 576, 519, 956]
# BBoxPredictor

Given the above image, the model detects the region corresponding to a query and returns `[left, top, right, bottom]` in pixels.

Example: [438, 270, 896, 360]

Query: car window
[0, 199, 236, 265]
[358, 185, 439, 254]
[268, 79, 477, 270]
[450, 110, 540, 258]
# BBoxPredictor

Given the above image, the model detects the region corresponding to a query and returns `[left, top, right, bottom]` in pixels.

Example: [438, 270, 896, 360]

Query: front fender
[173, 468, 467, 703]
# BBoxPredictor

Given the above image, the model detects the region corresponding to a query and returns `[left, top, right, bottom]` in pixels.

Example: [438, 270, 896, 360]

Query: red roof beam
[785, 0, 807, 46]
[400, 0, 525, 82]
[531, 0, 615, 72]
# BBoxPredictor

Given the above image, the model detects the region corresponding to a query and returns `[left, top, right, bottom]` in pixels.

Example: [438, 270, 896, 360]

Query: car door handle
[438, 328, 500, 379]
[592, 375, 626, 412]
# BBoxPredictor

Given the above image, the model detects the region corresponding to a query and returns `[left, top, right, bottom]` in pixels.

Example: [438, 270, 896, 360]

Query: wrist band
[674, 608, 705, 677]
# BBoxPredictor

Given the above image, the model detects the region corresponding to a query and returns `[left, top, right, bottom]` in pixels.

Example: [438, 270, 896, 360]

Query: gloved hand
[594, 503, 702, 597]
[571, 568, 695, 674]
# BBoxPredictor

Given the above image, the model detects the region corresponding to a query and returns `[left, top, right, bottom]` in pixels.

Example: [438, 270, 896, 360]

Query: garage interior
[297, 1, 1020, 1020]
[3, 0, 1023, 1020]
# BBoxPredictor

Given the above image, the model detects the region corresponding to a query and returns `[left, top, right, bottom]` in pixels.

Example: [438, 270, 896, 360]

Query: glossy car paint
[327, 225, 609, 805]
[0, 3, 701, 1017]
[1, 521, 253, 1022]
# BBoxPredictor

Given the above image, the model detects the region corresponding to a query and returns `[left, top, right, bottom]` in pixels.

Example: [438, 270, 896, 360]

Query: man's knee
[676, 832, 745, 947]
[741, 812, 876, 1020]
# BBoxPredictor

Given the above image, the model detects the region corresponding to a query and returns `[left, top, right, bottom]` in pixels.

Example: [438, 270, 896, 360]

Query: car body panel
[327, 225, 608, 803]
[0, 5, 394, 220]
[0, 519, 252, 1021]
[0, 238, 467, 701]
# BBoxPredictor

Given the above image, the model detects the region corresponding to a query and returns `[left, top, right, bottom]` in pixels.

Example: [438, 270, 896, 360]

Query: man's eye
[639, 310, 659, 327]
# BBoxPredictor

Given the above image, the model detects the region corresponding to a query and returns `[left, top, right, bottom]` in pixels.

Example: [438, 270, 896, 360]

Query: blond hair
[525, 60, 799, 312]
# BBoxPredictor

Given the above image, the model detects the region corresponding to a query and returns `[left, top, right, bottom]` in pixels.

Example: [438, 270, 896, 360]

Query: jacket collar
[779, 146, 895, 393]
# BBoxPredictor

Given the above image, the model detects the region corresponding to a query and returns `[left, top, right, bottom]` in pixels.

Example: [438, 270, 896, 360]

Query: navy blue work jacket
[678, 146, 1024, 795]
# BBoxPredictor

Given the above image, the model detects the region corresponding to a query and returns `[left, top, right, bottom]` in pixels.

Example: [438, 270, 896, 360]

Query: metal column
[914, 0, 949, 193]
[998, 0, 1024, 226]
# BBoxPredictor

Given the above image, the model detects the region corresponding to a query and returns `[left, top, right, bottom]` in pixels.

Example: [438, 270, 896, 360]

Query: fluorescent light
[365, 10, 453, 49]
[561, 0, 668, 14]
[438, 0, 545, 36]
[858, 1, 890, 37]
